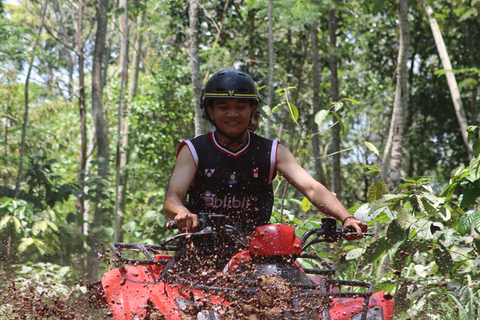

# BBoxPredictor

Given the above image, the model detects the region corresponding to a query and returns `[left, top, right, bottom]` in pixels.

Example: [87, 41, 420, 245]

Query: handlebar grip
[166, 220, 177, 230]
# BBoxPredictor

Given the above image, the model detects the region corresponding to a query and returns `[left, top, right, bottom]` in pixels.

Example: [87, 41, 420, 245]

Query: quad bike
[89, 213, 394, 320]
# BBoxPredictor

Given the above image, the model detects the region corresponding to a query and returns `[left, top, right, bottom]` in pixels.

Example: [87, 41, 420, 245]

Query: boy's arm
[275, 144, 367, 236]
[164, 145, 199, 232]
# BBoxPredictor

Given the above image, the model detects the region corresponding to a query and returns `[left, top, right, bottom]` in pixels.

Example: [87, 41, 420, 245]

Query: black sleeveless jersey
[178, 132, 279, 233]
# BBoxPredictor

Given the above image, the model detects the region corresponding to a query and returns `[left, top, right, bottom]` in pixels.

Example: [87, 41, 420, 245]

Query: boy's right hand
[174, 211, 199, 233]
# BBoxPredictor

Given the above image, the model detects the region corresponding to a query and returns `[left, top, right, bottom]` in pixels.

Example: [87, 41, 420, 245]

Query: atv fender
[102, 262, 166, 320]
[330, 291, 394, 320]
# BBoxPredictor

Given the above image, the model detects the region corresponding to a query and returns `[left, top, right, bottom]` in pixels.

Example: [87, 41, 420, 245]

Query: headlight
[350, 307, 383, 320]
[174, 297, 222, 320]
[197, 310, 222, 320]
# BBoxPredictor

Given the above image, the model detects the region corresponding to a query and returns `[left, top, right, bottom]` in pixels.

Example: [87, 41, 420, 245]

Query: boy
[164, 69, 366, 236]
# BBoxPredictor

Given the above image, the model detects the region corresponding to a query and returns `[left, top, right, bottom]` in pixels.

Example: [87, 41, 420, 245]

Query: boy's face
[248, 110, 261, 133]
[208, 98, 255, 137]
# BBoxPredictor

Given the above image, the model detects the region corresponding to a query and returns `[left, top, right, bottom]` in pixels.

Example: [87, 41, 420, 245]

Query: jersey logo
[203, 190, 215, 207]
[228, 172, 238, 185]
[205, 169, 215, 177]
[228, 90, 234, 96]
[253, 168, 258, 178]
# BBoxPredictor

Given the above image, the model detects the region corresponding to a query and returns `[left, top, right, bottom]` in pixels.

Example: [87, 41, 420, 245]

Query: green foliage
[0, 197, 60, 261]
[1, 1, 480, 318]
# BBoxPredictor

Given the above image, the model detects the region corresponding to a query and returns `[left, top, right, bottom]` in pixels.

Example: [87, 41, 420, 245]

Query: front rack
[109, 242, 176, 265]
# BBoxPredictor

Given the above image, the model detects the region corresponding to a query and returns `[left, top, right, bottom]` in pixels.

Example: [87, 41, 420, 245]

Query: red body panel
[101, 254, 171, 320]
[330, 291, 394, 320]
[249, 224, 303, 255]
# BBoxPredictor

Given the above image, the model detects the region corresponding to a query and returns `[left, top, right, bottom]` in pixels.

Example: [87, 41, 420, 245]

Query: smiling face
[208, 98, 256, 139]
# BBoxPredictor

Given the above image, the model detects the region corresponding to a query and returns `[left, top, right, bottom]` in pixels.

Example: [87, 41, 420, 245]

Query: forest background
[1, 0, 480, 318]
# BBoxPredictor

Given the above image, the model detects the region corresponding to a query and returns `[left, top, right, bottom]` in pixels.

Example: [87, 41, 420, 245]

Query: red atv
[89, 213, 393, 320]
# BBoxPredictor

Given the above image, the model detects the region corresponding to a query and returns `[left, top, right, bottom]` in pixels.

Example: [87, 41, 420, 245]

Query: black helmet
[200, 69, 260, 121]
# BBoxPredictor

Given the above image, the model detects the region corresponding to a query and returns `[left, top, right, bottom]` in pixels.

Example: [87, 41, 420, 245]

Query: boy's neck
[214, 131, 249, 151]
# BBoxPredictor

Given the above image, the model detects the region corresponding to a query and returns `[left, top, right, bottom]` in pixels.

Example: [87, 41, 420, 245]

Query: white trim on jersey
[184, 140, 199, 166]
[268, 139, 279, 184]
[211, 132, 251, 158]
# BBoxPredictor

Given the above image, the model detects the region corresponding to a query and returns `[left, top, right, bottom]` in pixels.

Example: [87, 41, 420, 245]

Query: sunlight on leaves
[365, 141, 379, 155]
[314, 109, 329, 128]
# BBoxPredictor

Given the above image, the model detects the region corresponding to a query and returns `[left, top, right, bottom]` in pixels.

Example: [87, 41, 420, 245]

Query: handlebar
[164, 213, 248, 248]
[165, 215, 372, 252]
[165, 220, 177, 229]
[300, 218, 374, 250]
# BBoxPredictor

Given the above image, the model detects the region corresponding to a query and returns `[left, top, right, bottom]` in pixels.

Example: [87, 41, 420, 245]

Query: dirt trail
[0, 278, 110, 320]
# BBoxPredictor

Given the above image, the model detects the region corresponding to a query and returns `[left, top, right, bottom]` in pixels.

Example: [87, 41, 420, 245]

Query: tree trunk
[247, 9, 256, 74]
[310, 0, 326, 186]
[423, 2, 473, 159]
[328, 7, 341, 198]
[189, 0, 203, 136]
[382, 0, 410, 189]
[114, 0, 129, 243]
[472, 76, 478, 130]
[75, 0, 87, 271]
[3, 99, 9, 168]
[89, 0, 110, 281]
[51, 0, 74, 100]
[266, 0, 274, 139]
[15, 0, 48, 198]
[130, 10, 145, 98]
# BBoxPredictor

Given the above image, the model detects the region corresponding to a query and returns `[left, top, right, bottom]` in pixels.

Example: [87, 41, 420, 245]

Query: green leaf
[460, 186, 480, 208]
[124, 220, 137, 232]
[314, 110, 329, 128]
[271, 102, 283, 115]
[457, 212, 475, 236]
[32, 221, 40, 236]
[392, 241, 414, 270]
[357, 165, 381, 178]
[18, 238, 34, 253]
[0, 198, 12, 209]
[12, 216, 22, 233]
[364, 237, 392, 263]
[46, 221, 58, 231]
[330, 111, 344, 132]
[364, 141, 379, 155]
[386, 220, 408, 243]
[288, 103, 299, 123]
[0, 216, 11, 230]
[467, 125, 478, 142]
[301, 197, 312, 212]
[469, 155, 480, 181]
[346, 248, 365, 260]
[473, 212, 480, 234]
[396, 207, 414, 229]
[433, 244, 454, 275]
[437, 207, 451, 221]
[39, 221, 48, 232]
[331, 101, 343, 112]
[33, 239, 46, 255]
[473, 138, 480, 155]
[367, 181, 386, 202]
[145, 210, 157, 219]
[383, 194, 408, 203]
[341, 98, 360, 104]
